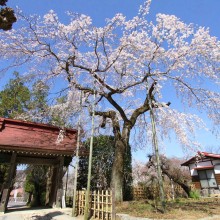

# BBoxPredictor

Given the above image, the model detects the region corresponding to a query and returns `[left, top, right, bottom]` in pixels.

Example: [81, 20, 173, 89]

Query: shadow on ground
[29, 211, 64, 220]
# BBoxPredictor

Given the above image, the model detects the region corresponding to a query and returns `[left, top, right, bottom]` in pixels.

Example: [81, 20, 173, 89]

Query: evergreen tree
[24, 165, 47, 206]
[0, 71, 31, 118]
[78, 135, 133, 200]
[0, 0, 16, 31]
[0, 74, 50, 206]
[0, 72, 31, 200]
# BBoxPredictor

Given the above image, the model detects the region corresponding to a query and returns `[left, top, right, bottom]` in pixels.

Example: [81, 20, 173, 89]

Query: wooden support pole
[149, 97, 166, 212]
[84, 92, 96, 220]
[55, 156, 64, 208]
[72, 91, 83, 217]
[112, 189, 116, 220]
[0, 152, 17, 213]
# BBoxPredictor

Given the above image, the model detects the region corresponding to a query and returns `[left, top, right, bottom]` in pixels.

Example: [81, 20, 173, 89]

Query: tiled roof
[181, 151, 220, 166]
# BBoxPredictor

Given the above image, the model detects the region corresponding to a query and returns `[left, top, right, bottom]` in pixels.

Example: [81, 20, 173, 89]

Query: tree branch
[94, 110, 122, 139]
[105, 94, 129, 123]
[129, 81, 156, 126]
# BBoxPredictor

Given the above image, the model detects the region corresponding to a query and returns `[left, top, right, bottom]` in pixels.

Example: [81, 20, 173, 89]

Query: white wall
[214, 164, 220, 174]
[213, 160, 220, 165]
[189, 163, 198, 176]
[196, 161, 212, 167]
[188, 160, 220, 176]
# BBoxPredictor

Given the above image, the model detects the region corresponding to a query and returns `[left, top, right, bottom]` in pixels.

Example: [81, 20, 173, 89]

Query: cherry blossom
[0, 0, 219, 201]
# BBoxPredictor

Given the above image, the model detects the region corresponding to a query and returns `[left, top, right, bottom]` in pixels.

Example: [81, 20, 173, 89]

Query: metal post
[84, 92, 96, 220]
[72, 91, 83, 217]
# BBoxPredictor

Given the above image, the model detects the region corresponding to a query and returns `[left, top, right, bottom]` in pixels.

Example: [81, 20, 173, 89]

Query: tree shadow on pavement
[31, 211, 64, 220]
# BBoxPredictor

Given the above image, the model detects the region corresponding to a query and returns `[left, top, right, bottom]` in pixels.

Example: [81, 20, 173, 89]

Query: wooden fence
[67, 190, 115, 220]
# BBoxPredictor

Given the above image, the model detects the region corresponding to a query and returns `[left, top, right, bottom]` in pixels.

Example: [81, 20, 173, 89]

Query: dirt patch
[116, 198, 220, 220]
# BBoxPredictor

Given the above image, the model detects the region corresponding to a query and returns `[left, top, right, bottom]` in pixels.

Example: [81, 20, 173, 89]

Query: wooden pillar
[49, 156, 64, 208]
[55, 156, 64, 208]
[49, 166, 56, 207]
[45, 166, 53, 206]
[0, 152, 17, 213]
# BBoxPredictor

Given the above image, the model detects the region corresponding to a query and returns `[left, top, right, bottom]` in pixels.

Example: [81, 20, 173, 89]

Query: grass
[116, 197, 220, 219]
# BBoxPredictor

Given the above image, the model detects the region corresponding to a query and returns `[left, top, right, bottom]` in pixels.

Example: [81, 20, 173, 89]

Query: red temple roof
[0, 117, 78, 156]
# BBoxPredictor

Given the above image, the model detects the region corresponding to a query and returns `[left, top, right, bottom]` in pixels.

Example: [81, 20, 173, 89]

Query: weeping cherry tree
[0, 1, 219, 201]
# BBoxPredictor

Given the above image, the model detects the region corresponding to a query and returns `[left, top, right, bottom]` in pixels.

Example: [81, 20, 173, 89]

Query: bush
[189, 190, 200, 199]
[175, 198, 181, 203]
[40, 192, 46, 205]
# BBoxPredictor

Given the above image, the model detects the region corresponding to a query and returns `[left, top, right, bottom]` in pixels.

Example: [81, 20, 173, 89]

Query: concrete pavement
[0, 207, 82, 220]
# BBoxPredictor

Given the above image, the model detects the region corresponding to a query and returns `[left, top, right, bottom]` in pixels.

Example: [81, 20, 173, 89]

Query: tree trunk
[111, 123, 130, 202]
[162, 169, 191, 196]
[111, 139, 126, 202]
[27, 192, 33, 205]
[95, 111, 133, 202]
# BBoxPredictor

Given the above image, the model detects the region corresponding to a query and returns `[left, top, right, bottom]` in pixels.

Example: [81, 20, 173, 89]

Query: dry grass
[116, 198, 220, 219]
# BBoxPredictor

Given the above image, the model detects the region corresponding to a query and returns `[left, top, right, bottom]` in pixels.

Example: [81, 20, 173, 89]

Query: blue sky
[3, 0, 220, 160]
[7, 0, 220, 38]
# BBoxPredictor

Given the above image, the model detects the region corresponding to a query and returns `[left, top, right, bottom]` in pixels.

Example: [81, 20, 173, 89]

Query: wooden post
[0, 152, 17, 213]
[111, 189, 116, 220]
[97, 190, 100, 219]
[101, 190, 104, 220]
[49, 166, 56, 207]
[93, 191, 96, 218]
[45, 166, 53, 206]
[84, 92, 96, 220]
[55, 156, 64, 208]
[49, 156, 64, 208]
[149, 96, 166, 212]
[171, 179, 175, 200]
[72, 91, 82, 217]
[105, 190, 108, 219]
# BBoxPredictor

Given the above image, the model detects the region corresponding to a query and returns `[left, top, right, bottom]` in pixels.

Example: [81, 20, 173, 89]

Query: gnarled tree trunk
[111, 122, 131, 202]
[111, 139, 126, 202]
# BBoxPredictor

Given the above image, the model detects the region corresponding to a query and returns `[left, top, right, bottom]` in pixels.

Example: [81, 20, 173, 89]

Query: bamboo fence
[69, 190, 115, 220]
[133, 183, 195, 200]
